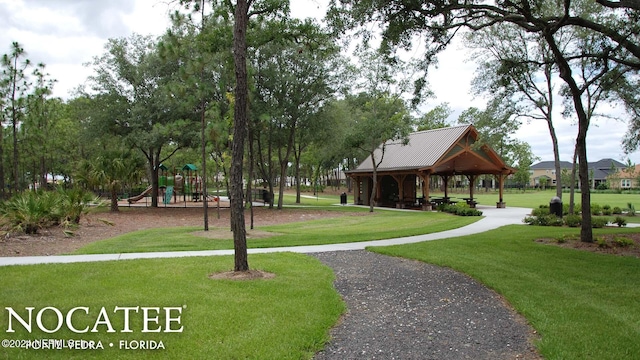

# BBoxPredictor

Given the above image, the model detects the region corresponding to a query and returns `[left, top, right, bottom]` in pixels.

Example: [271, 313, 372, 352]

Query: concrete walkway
[0, 206, 532, 267]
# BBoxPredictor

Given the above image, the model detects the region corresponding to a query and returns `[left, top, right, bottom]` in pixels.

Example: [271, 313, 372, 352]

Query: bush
[613, 206, 623, 215]
[556, 234, 579, 243]
[439, 203, 482, 216]
[627, 203, 636, 216]
[523, 214, 563, 226]
[0, 191, 58, 234]
[0, 189, 100, 234]
[591, 217, 609, 228]
[591, 204, 602, 216]
[613, 236, 634, 247]
[613, 216, 627, 227]
[596, 236, 609, 248]
[57, 187, 99, 225]
[531, 207, 549, 217]
[564, 214, 581, 227]
[602, 204, 612, 215]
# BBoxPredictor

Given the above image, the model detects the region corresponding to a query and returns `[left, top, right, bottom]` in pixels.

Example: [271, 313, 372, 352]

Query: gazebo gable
[421, 127, 514, 176]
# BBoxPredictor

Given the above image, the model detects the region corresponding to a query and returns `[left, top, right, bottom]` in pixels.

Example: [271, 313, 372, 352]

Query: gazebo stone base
[422, 203, 433, 211]
[496, 202, 506, 208]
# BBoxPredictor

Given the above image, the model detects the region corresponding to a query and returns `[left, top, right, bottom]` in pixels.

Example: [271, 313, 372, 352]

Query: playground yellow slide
[126, 185, 153, 203]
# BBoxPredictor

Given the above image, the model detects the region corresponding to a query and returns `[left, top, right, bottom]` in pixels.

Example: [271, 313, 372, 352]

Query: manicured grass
[280, 193, 341, 206]
[369, 225, 640, 359]
[450, 189, 640, 209]
[0, 253, 344, 359]
[73, 209, 478, 254]
[289, 188, 640, 210]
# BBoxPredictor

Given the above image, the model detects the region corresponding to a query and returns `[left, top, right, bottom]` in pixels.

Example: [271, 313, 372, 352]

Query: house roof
[530, 158, 626, 180]
[530, 161, 573, 170]
[590, 158, 625, 170]
[347, 124, 514, 176]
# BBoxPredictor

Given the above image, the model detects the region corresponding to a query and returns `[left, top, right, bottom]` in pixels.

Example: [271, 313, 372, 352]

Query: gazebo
[345, 124, 515, 210]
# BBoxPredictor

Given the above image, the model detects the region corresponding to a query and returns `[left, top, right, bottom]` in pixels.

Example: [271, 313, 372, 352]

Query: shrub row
[437, 203, 483, 216]
[523, 214, 627, 228]
[0, 188, 100, 234]
[532, 202, 632, 216]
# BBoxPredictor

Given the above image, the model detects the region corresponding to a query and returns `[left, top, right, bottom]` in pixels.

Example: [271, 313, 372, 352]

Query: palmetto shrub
[57, 187, 99, 225]
[0, 188, 100, 234]
[0, 191, 59, 234]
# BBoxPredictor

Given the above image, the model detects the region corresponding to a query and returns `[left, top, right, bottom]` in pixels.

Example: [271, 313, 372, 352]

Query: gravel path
[312, 251, 540, 360]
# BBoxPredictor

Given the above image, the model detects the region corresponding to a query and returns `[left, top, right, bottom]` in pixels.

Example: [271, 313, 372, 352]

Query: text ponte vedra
[4, 306, 184, 334]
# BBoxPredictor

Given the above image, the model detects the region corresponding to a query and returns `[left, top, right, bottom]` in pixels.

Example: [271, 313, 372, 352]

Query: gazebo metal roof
[346, 124, 514, 177]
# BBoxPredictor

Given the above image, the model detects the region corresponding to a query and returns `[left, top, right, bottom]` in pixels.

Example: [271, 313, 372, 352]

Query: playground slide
[126, 186, 153, 203]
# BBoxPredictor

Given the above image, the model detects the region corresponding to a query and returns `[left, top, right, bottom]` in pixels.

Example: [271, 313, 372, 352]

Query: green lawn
[438, 188, 640, 209]
[283, 188, 640, 210]
[369, 225, 640, 360]
[0, 253, 344, 359]
[73, 209, 479, 255]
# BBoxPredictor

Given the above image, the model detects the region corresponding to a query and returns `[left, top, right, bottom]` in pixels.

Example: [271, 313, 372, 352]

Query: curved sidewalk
[0, 206, 532, 267]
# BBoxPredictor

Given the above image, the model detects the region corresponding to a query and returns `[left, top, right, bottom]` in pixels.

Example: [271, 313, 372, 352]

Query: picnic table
[462, 197, 478, 208]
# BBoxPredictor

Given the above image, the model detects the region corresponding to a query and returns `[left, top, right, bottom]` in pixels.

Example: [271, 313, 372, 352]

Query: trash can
[262, 189, 271, 203]
[549, 196, 563, 217]
[340, 192, 347, 205]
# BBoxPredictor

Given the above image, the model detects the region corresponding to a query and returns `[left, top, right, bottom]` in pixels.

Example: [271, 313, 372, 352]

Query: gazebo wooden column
[442, 175, 450, 199]
[392, 174, 407, 208]
[354, 176, 361, 205]
[466, 174, 477, 208]
[419, 172, 432, 210]
[496, 173, 507, 208]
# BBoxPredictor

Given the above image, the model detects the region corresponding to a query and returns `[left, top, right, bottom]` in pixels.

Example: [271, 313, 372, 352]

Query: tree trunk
[543, 31, 592, 242]
[247, 123, 255, 230]
[201, 102, 209, 231]
[110, 184, 119, 212]
[369, 153, 377, 213]
[294, 144, 302, 204]
[150, 151, 160, 208]
[569, 149, 578, 215]
[231, 0, 249, 272]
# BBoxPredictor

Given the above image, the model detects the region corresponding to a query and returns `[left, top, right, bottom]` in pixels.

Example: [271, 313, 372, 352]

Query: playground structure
[125, 164, 218, 206]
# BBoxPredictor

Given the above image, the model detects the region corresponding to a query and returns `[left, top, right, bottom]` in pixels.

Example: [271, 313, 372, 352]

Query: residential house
[608, 164, 640, 190]
[529, 158, 626, 188]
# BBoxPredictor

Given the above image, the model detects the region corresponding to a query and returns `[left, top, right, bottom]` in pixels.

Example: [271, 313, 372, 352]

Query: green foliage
[590, 203, 602, 216]
[627, 203, 636, 216]
[613, 206, 623, 214]
[556, 234, 578, 243]
[57, 187, 102, 225]
[613, 236, 634, 247]
[523, 214, 563, 226]
[602, 204, 612, 215]
[613, 216, 627, 227]
[564, 214, 581, 227]
[531, 206, 549, 217]
[591, 217, 609, 228]
[0, 189, 101, 234]
[439, 202, 483, 216]
[596, 236, 609, 248]
[0, 191, 57, 234]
